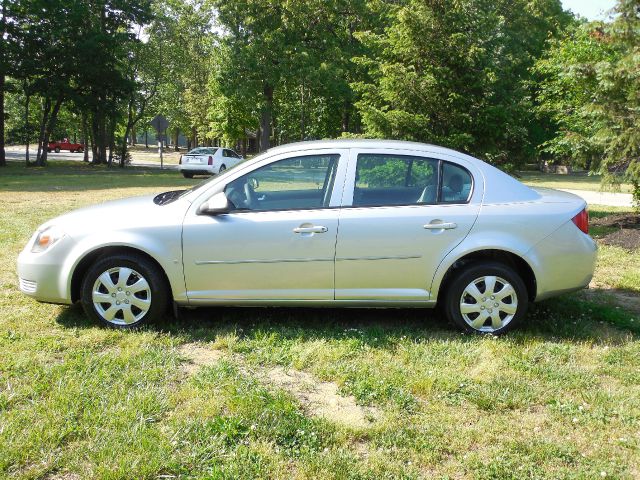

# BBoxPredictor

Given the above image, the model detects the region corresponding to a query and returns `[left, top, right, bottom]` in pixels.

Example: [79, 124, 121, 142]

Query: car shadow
[55, 291, 638, 348]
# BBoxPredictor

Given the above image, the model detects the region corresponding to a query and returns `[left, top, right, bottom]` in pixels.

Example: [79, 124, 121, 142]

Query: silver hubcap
[459, 275, 517, 332]
[92, 267, 151, 325]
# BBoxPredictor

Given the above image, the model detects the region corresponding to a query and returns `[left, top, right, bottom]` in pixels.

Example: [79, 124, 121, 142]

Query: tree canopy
[0, 0, 638, 203]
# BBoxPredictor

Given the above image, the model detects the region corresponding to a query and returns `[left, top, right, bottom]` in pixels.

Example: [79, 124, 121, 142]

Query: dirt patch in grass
[591, 213, 639, 229]
[178, 343, 226, 375]
[264, 366, 379, 429]
[179, 343, 379, 429]
[591, 213, 640, 249]
[46, 474, 80, 480]
[584, 287, 640, 317]
[601, 228, 640, 250]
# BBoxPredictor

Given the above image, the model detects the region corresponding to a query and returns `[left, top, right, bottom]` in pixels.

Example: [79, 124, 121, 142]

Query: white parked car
[18, 140, 597, 334]
[179, 147, 243, 178]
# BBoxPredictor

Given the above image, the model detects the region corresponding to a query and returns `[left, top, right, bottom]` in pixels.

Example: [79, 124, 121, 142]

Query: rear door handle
[423, 222, 457, 230]
[293, 225, 328, 234]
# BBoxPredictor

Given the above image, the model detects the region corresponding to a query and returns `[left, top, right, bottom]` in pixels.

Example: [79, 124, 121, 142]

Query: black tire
[443, 261, 528, 335]
[81, 254, 169, 329]
[182, 172, 194, 179]
[55, 147, 61, 153]
[218, 164, 226, 174]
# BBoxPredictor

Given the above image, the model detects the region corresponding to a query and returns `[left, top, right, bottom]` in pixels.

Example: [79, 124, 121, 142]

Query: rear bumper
[179, 164, 215, 174]
[527, 221, 597, 301]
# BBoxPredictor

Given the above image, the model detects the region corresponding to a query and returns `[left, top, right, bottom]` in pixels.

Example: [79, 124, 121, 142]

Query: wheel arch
[433, 249, 537, 304]
[70, 245, 173, 304]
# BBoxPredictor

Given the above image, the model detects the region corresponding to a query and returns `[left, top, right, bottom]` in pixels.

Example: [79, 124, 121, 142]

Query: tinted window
[188, 147, 217, 155]
[225, 154, 339, 211]
[440, 162, 472, 203]
[354, 154, 439, 206]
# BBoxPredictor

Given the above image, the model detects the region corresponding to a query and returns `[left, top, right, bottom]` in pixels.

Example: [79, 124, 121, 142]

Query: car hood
[39, 193, 190, 238]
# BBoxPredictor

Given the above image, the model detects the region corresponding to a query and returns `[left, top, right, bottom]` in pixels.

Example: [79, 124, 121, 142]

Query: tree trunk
[120, 99, 135, 168]
[35, 97, 52, 166]
[24, 88, 30, 165]
[107, 118, 115, 166]
[82, 112, 89, 162]
[260, 83, 273, 151]
[90, 113, 99, 163]
[300, 83, 305, 141]
[38, 95, 63, 167]
[0, 0, 6, 167]
[91, 110, 108, 164]
[342, 100, 351, 133]
[174, 127, 180, 151]
[144, 129, 148, 148]
[191, 127, 197, 148]
[0, 72, 5, 167]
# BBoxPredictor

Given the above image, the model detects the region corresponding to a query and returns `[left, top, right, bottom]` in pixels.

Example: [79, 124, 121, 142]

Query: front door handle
[293, 225, 328, 234]
[423, 222, 457, 230]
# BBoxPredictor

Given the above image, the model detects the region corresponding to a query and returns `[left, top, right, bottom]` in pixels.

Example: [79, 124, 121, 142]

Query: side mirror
[197, 192, 232, 215]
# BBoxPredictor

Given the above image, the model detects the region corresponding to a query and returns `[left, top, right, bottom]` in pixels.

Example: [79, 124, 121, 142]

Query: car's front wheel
[444, 261, 527, 335]
[81, 254, 169, 328]
[55, 147, 61, 153]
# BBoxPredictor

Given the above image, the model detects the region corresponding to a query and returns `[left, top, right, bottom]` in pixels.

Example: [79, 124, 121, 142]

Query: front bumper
[17, 236, 76, 305]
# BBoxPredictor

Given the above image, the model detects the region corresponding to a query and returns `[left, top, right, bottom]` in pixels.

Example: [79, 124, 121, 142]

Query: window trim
[348, 153, 474, 209]
[222, 153, 343, 213]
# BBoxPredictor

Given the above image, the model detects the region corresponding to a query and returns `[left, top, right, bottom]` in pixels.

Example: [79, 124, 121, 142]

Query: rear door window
[440, 162, 473, 203]
[354, 154, 439, 206]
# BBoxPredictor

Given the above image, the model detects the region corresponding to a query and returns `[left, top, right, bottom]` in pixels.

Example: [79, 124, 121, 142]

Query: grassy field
[518, 171, 634, 194]
[1, 161, 639, 479]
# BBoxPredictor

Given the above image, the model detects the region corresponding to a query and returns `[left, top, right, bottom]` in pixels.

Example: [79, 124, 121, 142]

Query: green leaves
[354, 0, 571, 168]
[534, 1, 640, 205]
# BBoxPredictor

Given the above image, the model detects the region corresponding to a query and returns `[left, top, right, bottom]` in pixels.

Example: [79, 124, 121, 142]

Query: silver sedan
[17, 140, 597, 334]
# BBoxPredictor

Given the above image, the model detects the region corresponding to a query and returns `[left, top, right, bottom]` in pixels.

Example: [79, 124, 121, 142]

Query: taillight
[179, 155, 182, 165]
[572, 208, 589, 234]
[208, 156, 213, 165]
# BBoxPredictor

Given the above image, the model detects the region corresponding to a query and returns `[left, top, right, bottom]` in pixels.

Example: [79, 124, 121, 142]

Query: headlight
[31, 226, 66, 253]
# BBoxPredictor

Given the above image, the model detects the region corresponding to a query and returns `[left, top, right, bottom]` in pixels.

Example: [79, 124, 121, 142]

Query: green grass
[519, 171, 633, 194]
[1, 162, 639, 479]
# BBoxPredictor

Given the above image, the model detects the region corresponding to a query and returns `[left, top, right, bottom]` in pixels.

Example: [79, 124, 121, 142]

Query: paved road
[4, 146, 180, 170]
[557, 189, 634, 208]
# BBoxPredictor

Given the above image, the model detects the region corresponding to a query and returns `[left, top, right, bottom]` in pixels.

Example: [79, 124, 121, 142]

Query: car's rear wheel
[218, 164, 226, 174]
[55, 147, 61, 153]
[182, 172, 194, 178]
[81, 254, 169, 329]
[444, 261, 527, 335]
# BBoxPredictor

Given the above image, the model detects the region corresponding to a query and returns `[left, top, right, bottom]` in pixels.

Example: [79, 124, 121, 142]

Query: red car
[47, 139, 84, 153]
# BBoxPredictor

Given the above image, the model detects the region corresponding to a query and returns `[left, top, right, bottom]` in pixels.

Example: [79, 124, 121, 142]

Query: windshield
[187, 147, 217, 155]
[177, 150, 263, 199]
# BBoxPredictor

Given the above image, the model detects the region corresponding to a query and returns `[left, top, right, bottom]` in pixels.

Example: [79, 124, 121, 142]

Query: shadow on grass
[55, 290, 638, 348]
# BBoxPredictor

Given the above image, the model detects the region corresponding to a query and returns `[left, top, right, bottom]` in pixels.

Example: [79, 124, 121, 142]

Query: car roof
[264, 139, 464, 158]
